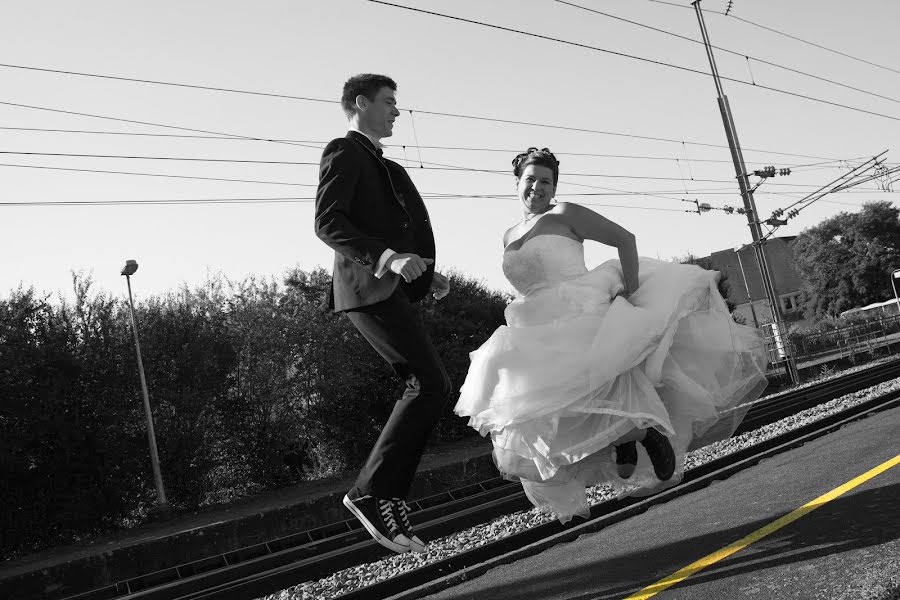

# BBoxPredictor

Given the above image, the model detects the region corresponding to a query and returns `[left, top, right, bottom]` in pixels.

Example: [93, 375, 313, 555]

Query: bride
[455, 147, 768, 522]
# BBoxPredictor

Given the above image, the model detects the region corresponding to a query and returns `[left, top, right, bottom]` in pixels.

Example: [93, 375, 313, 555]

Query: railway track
[64, 358, 900, 600]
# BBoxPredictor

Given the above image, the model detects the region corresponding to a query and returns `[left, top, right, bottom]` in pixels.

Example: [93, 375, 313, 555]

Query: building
[702, 236, 810, 328]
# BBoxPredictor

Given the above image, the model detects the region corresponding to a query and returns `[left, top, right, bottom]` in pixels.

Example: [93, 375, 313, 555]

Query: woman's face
[517, 164, 557, 215]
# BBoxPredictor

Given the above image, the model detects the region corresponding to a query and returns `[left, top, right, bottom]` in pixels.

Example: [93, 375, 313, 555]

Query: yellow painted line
[624, 453, 900, 600]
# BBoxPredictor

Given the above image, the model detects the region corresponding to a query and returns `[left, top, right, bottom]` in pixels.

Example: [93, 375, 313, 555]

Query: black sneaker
[640, 428, 676, 481]
[342, 493, 411, 554]
[392, 499, 427, 554]
[614, 441, 637, 479]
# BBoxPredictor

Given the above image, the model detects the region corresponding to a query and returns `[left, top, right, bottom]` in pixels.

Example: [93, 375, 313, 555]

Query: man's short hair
[341, 74, 397, 118]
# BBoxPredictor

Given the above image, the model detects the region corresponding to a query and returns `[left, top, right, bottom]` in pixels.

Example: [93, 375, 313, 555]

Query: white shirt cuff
[375, 248, 396, 278]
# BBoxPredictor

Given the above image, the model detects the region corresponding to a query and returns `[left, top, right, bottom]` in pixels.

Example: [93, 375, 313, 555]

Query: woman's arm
[558, 202, 639, 295]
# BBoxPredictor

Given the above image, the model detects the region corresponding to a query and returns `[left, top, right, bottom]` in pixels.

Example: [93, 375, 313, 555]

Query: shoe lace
[378, 499, 400, 530]
[394, 499, 413, 530]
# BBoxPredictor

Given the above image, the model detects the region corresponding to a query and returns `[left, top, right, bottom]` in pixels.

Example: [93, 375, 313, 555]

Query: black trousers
[345, 287, 453, 500]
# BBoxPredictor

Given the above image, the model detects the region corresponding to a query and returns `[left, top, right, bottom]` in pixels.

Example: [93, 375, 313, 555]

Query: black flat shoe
[640, 428, 676, 481]
[614, 441, 637, 479]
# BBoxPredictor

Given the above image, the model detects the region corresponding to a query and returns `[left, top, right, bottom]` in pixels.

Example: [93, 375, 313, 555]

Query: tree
[0, 265, 513, 558]
[792, 201, 900, 318]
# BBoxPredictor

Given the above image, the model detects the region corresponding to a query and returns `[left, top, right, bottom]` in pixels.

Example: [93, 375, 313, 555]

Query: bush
[0, 268, 509, 558]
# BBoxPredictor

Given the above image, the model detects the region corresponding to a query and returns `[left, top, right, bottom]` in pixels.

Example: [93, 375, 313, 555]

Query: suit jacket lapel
[346, 131, 407, 210]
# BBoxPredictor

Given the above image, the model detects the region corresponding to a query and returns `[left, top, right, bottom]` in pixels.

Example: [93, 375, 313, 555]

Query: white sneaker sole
[342, 495, 411, 554]
[407, 535, 427, 554]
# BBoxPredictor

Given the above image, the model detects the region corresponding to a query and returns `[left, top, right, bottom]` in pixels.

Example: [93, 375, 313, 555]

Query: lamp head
[120, 260, 138, 276]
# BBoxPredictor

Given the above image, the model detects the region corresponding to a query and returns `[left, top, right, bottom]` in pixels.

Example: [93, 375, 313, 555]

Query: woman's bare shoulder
[502, 224, 519, 248]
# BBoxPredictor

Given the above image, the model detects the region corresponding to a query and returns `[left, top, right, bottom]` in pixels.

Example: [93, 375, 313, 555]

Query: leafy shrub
[0, 268, 508, 558]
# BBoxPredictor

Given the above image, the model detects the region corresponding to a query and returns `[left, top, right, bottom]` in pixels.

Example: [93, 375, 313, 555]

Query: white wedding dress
[454, 234, 768, 522]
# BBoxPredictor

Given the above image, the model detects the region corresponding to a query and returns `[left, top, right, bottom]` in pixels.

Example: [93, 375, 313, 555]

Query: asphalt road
[417, 405, 900, 600]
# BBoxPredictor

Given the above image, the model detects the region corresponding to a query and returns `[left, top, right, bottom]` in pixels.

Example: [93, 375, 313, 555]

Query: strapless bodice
[502, 234, 588, 296]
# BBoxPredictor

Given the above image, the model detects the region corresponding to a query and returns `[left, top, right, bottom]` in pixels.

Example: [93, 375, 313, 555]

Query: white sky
[1, 0, 898, 302]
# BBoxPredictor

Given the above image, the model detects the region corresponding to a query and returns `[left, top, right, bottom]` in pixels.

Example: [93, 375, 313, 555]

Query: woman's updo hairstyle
[512, 147, 560, 185]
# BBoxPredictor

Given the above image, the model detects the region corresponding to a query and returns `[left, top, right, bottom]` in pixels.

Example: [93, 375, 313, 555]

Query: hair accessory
[512, 147, 560, 179]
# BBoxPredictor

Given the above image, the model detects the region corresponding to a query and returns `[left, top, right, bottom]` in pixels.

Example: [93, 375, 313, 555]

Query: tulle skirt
[454, 258, 768, 522]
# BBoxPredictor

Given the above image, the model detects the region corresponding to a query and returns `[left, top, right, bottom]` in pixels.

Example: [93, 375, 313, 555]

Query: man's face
[358, 86, 400, 140]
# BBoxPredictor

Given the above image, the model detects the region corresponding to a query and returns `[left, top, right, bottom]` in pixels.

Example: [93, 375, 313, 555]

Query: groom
[314, 74, 452, 554]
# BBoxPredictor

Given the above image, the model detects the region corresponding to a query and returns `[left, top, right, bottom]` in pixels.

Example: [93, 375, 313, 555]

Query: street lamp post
[121, 259, 168, 512]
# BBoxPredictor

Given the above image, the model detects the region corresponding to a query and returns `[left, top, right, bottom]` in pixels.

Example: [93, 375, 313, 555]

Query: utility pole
[693, 1, 799, 384]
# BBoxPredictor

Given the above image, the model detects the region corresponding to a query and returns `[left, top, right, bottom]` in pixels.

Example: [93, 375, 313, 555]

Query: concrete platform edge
[0, 449, 497, 600]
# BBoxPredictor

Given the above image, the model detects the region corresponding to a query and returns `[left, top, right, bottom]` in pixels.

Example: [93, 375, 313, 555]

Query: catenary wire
[1, 12, 890, 160]
[0, 128, 859, 168]
[0, 150, 866, 195]
[0, 150, 320, 165]
[0, 95, 837, 161]
[644, 0, 900, 78]
[0, 162, 315, 186]
[554, 0, 900, 107]
[0, 100, 322, 151]
[5, 188, 886, 208]
[0, 195, 694, 212]
[382, 155, 852, 189]
[366, 1, 900, 123]
[0, 69, 847, 161]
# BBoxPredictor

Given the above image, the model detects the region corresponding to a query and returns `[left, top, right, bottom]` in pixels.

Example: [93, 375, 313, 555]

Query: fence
[762, 314, 900, 378]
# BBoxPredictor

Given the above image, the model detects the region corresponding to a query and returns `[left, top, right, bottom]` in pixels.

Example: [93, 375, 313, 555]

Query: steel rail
[61, 358, 900, 600]
[357, 384, 900, 600]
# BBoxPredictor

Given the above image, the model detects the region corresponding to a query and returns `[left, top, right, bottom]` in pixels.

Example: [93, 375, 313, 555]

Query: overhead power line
[367, 0, 900, 123]
[0, 100, 321, 151]
[0, 194, 696, 213]
[0, 153, 708, 198]
[382, 154, 846, 190]
[555, 0, 900, 107]
[759, 154, 897, 240]
[645, 0, 900, 76]
[0, 152, 748, 188]
[0, 95, 829, 160]
[0, 162, 314, 186]
[0, 149, 861, 195]
[4, 186, 888, 209]
[0, 196, 317, 207]
[0, 150, 319, 165]
[0, 63, 336, 106]
[24, 5, 889, 90]
[0, 126, 852, 166]
[0, 69, 843, 161]
[0, 126, 327, 145]
[727, 15, 900, 77]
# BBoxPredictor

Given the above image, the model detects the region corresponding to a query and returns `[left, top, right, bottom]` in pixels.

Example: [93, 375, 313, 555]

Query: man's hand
[388, 253, 434, 283]
[430, 272, 450, 300]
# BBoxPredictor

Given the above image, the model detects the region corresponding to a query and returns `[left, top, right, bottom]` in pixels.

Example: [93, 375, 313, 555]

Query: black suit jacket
[314, 131, 436, 312]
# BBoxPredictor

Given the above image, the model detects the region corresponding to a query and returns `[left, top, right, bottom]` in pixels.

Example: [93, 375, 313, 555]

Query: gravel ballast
[260, 368, 900, 600]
